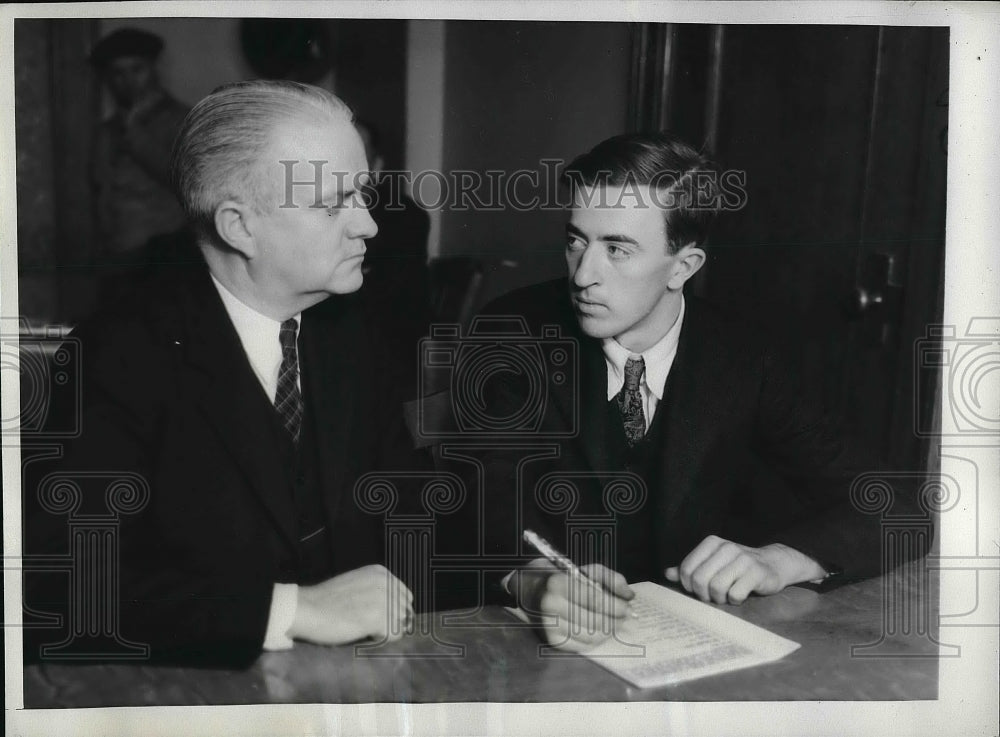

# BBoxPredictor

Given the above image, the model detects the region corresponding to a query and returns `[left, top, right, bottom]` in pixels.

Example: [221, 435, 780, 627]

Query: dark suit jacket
[23, 260, 428, 665]
[476, 278, 926, 587]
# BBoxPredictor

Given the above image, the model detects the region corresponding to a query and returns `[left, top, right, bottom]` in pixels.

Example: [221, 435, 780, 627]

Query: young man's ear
[213, 200, 257, 259]
[667, 244, 706, 290]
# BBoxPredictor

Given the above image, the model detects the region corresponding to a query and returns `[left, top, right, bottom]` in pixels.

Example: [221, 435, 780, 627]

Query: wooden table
[22, 568, 939, 706]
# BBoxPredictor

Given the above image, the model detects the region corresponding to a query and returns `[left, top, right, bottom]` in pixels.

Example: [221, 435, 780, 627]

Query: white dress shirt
[602, 296, 686, 429]
[211, 275, 300, 651]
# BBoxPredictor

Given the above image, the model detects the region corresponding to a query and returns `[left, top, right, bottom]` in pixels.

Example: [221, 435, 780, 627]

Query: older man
[25, 81, 423, 664]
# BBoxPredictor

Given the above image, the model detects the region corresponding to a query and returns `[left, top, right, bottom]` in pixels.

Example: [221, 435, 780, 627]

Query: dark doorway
[632, 24, 948, 474]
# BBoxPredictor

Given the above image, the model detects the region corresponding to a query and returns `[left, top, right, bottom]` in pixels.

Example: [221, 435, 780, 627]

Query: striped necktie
[275, 318, 303, 443]
[617, 356, 646, 447]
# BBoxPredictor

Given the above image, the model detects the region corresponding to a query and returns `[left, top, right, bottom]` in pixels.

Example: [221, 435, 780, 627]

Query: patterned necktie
[617, 356, 646, 447]
[275, 318, 303, 443]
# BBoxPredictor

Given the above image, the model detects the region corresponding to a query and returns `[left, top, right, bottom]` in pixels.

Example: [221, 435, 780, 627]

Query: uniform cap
[89, 28, 163, 67]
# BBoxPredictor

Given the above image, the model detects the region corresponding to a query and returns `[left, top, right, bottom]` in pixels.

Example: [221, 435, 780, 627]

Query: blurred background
[15, 18, 632, 323]
[13, 18, 948, 473]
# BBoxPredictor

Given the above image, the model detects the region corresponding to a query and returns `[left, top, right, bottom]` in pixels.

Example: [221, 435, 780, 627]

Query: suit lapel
[652, 299, 736, 563]
[545, 298, 613, 473]
[575, 339, 614, 472]
[298, 298, 359, 525]
[173, 267, 299, 550]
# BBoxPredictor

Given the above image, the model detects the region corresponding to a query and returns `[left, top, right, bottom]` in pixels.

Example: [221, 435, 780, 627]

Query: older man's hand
[289, 564, 413, 645]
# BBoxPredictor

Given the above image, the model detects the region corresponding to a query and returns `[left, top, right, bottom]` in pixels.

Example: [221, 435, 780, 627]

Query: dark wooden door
[635, 24, 948, 471]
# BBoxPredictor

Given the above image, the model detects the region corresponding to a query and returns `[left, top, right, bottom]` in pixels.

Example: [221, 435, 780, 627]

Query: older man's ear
[213, 200, 257, 259]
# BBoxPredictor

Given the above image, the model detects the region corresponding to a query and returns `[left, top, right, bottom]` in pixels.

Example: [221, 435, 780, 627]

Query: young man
[482, 133, 925, 652]
[24, 81, 424, 664]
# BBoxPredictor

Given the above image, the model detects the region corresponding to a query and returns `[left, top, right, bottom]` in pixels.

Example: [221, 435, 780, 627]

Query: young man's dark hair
[561, 132, 720, 253]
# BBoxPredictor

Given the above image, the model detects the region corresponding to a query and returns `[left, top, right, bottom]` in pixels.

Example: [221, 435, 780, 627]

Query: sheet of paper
[581, 581, 800, 688]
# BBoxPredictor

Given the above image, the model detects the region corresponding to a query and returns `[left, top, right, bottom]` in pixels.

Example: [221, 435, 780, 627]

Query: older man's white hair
[171, 80, 354, 239]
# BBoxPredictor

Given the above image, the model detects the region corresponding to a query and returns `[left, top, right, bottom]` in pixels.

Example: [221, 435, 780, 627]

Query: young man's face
[248, 114, 378, 310]
[566, 184, 690, 353]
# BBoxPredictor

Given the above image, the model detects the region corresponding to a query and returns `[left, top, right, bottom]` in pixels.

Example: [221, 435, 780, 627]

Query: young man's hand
[513, 559, 635, 653]
[665, 535, 827, 605]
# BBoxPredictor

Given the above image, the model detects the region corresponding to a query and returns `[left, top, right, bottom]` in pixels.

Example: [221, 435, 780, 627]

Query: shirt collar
[602, 296, 686, 401]
[211, 274, 289, 347]
[210, 274, 302, 399]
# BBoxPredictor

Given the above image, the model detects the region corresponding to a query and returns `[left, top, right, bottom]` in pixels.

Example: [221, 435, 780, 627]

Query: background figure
[90, 28, 189, 261]
[356, 119, 431, 399]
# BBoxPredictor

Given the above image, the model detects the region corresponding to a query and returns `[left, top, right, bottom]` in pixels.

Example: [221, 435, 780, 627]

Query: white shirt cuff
[501, 570, 517, 598]
[262, 583, 298, 651]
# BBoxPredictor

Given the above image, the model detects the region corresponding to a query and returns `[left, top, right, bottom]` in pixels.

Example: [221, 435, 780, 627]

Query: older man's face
[248, 114, 378, 308]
